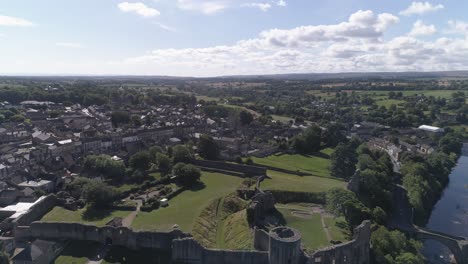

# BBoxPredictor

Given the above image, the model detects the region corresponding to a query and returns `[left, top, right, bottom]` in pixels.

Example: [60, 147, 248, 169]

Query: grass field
[261, 170, 344, 193]
[41, 207, 130, 226]
[375, 99, 406, 108]
[271, 115, 294, 123]
[53, 241, 100, 264]
[277, 207, 329, 253]
[251, 148, 334, 177]
[323, 216, 349, 242]
[132, 172, 243, 232]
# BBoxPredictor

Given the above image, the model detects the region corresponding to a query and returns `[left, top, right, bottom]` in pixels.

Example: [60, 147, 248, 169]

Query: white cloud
[241, 3, 272, 12]
[447, 20, 468, 35]
[258, 10, 399, 47]
[400, 2, 444, 16]
[118, 2, 160, 17]
[56, 42, 83, 48]
[409, 20, 437, 36]
[177, 0, 228, 14]
[276, 0, 286, 7]
[0, 15, 34, 27]
[155, 23, 177, 32]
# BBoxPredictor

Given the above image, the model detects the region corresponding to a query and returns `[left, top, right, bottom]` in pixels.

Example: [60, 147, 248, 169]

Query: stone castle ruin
[11, 188, 371, 264]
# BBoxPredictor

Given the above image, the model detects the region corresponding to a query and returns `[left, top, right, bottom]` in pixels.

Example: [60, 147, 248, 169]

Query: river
[421, 145, 468, 263]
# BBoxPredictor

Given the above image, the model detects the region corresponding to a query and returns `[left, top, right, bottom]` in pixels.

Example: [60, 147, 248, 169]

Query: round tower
[269, 226, 302, 264]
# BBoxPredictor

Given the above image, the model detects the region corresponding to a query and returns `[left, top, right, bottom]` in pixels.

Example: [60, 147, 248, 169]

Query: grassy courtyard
[277, 204, 349, 253]
[132, 172, 243, 232]
[277, 207, 329, 252]
[41, 207, 130, 226]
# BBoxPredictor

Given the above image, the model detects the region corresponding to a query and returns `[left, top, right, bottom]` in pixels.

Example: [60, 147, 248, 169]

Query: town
[0, 76, 465, 264]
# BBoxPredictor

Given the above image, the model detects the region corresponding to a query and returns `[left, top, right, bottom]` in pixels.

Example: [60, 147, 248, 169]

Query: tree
[129, 151, 152, 171]
[111, 111, 130, 127]
[173, 163, 201, 187]
[330, 143, 357, 179]
[172, 145, 192, 163]
[84, 181, 119, 208]
[371, 226, 423, 264]
[293, 125, 322, 154]
[10, 114, 25, 122]
[322, 123, 346, 147]
[156, 153, 172, 174]
[83, 155, 125, 180]
[239, 110, 254, 125]
[198, 134, 219, 160]
[325, 188, 370, 228]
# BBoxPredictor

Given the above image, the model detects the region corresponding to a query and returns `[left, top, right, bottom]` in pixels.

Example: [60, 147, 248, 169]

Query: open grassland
[41, 207, 130, 226]
[252, 148, 344, 193]
[132, 172, 243, 232]
[375, 99, 406, 108]
[271, 115, 294, 123]
[323, 216, 350, 242]
[251, 148, 333, 177]
[261, 171, 344, 193]
[400, 90, 464, 99]
[277, 207, 329, 253]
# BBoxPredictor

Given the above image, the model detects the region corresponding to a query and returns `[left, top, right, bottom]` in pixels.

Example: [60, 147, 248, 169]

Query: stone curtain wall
[253, 228, 270, 251]
[172, 237, 269, 264]
[192, 160, 267, 177]
[13, 195, 57, 227]
[16, 222, 190, 250]
[307, 220, 371, 264]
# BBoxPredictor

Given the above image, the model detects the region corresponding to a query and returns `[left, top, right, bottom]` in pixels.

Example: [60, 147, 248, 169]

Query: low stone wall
[192, 160, 266, 177]
[13, 195, 57, 227]
[307, 220, 371, 264]
[16, 222, 190, 251]
[252, 163, 311, 176]
[172, 237, 269, 264]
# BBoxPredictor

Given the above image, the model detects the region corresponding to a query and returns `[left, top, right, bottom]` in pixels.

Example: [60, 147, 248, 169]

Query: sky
[1, 0, 468, 76]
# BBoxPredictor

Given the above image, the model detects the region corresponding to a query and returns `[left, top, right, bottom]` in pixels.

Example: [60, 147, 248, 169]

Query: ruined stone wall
[172, 237, 269, 264]
[192, 160, 266, 176]
[13, 195, 57, 227]
[307, 220, 371, 264]
[16, 222, 190, 250]
[253, 228, 270, 252]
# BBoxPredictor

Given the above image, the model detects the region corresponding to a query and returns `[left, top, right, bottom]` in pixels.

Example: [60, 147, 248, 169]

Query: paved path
[321, 215, 332, 242]
[122, 199, 142, 227]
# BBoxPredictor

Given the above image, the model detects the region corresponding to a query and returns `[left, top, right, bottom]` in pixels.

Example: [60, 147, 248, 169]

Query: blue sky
[1, 0, 468, 76]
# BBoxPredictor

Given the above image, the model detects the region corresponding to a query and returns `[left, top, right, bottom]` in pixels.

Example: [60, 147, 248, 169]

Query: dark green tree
[198, 134, 219, 160]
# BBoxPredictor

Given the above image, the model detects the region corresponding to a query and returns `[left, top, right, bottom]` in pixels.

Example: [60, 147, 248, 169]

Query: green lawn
[323, 216, 349, 242]
[400, 90, 463, 99]
[271, 115, 294, 123]
[251, 148, 334, 177]
[261, 171, 344, 193]
[132, 172, 243, 232]
[278, 207, 329, 253]
[41, 207, 130, 226]
[53, 241, 100, 264]
[375, 99, 406, 108]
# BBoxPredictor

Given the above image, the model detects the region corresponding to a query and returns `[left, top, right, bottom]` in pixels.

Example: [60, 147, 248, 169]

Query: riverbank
[421, 146, 468, 263]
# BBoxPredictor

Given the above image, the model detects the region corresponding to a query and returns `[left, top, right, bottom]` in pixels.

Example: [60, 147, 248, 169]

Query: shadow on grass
[55, 240, 101, 259]
[187, 182, 207, 192]
[81, 207, 113, 221]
